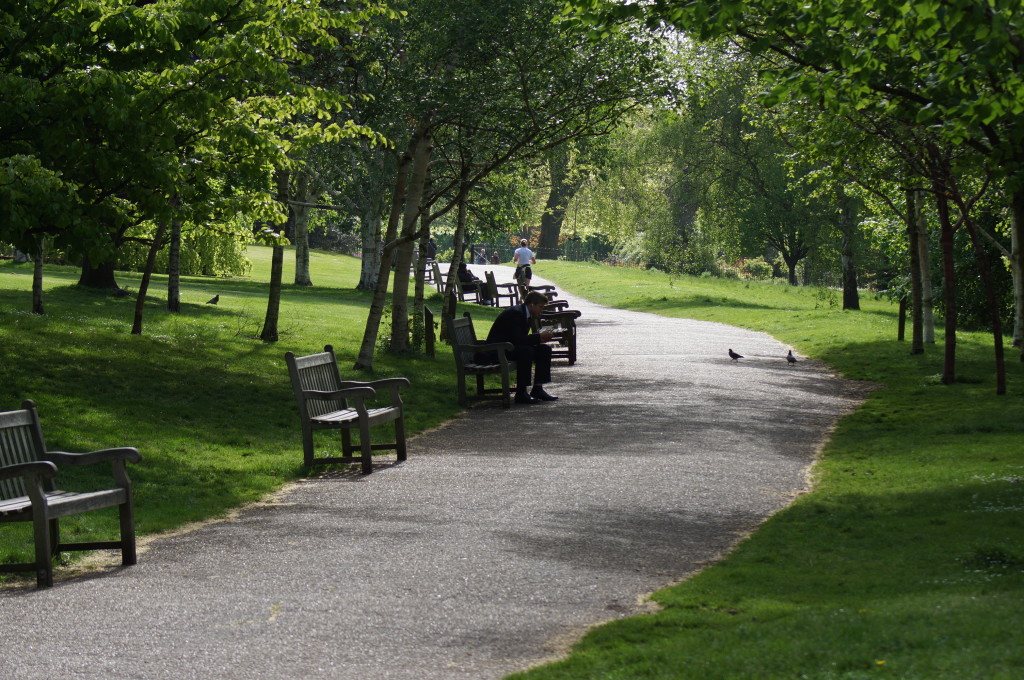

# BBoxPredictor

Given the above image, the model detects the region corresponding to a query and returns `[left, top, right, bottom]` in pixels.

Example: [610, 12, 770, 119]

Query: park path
[0, 266, 864, 680]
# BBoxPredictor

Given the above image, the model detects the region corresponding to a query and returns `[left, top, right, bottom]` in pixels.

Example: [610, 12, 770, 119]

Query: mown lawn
[508, 261, 1024, 680]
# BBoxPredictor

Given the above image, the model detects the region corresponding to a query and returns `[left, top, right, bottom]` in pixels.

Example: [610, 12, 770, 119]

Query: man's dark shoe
[514, 392, 540, 405]
[530, 387, 558, 401]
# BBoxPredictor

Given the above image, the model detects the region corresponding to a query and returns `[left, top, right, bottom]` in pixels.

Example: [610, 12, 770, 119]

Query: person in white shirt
[513, 239, 536, 287]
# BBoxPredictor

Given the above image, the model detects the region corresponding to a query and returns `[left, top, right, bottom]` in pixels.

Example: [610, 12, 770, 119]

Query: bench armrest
[302, 387, 377, 401]
[340, 377, 410, 391]
[45, 447, 142, 466]
[0, 460, 58, 484]
[540, 309, 581, 321]
[465, 341, 514, 353]
[339, 378, 410, 406]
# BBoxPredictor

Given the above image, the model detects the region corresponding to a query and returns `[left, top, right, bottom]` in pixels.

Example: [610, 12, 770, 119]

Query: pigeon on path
[728, 348, 743, 361]
[787, 350, 797, 365]
[206, 294, 219, 305]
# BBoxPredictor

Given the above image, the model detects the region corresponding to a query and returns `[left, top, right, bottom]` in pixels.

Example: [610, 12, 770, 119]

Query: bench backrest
[285, 345, 347, 419]
[431, 261, 444, 293]
[484, 271, 498, 300]
[0, 401, 47, 501]
[447, 314, 480, 365]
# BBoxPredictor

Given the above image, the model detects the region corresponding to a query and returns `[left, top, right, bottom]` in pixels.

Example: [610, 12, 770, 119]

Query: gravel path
[0, 267, 865, 680]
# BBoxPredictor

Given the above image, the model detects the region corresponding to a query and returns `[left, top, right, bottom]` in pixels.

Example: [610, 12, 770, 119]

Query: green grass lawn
[509, 261, 1024, 680]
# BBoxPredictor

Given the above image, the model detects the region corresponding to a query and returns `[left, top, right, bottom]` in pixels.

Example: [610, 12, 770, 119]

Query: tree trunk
[357, 208, 384, 292]
[962, 216, 1006, 394]
[537, 148, 578, 260]
[916, 190, 935, 344]
[1009, 185, 1024, 357]
[167, 216, 181, 313]
[261, 171, 291, 343]
[390, 129, 433, 353]
[78, 257, 120, 290]
[442, 171, 473, 325]
[260, 245, 284, 342]
[131, 221, 168, 335]
[292, 169, 313, 286]
[931, 175, 958, 385]
[906, 189, 925, 354]
[353, 137, 416, 370]
[838, 189, 860, 310]
[410, 171, 434, 352]
[783, 252, 798, 285]
[31, 237, 44, 315]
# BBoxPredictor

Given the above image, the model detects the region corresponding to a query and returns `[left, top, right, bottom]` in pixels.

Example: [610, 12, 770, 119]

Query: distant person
[489, 251, 500, 265]
[476, 291, 558, 404]
[513, 239, 536, 287]
[457, 261, 492, 304]
[426, 237, 437, 261]
[475, 248, 486, 265]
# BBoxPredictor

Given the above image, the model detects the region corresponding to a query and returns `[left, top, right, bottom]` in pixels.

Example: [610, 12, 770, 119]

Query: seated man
[457, 261, 492, 304]
[476, 291, 559, 404]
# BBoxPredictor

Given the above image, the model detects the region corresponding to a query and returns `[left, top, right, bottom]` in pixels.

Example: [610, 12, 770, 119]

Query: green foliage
[1, 0, 386, 267]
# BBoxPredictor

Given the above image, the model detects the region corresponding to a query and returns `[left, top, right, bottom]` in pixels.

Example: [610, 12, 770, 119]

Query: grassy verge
[508, 261, 1024, 679]
[0, 248, 498, 573]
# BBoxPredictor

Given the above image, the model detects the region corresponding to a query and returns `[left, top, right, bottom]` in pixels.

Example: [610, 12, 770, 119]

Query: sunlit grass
[509, 260, 1024, 680]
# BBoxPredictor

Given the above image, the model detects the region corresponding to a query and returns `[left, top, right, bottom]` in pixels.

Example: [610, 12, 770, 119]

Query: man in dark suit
[479, 291, 558, 405]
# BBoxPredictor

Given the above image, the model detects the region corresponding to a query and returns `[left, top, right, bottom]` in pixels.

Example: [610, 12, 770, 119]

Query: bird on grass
[787, 350, 797, 365]
[206, 294, 219, 305]
[728, 348, 743, 361]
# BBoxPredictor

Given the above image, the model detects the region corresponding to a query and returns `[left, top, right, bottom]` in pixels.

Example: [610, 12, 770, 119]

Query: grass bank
[0, 247, 490, 573]
[508, 261, 1024, 679]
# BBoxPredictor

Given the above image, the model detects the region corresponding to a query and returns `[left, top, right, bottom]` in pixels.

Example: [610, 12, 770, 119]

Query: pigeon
[728, 348, 743, 361]
[206, 294, 219, 305]
[787, 350, 797, 364]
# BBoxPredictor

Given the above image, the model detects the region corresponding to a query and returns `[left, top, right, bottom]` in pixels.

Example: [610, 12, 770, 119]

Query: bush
[740, 256, 774, 280]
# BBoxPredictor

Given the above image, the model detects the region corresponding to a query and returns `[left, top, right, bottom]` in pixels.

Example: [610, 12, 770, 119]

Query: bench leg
[394, 416, 407, 462]
[301, 423, 316, 467]
[33, 512, 53, 588]
[119, 499, 137, 566]
[358, 421, 373, 474]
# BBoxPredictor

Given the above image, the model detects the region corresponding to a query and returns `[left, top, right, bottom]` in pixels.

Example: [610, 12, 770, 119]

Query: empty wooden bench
[285, 345, 409, 473]
[0, 399, 141, 588]
[446, 313, 516, 408]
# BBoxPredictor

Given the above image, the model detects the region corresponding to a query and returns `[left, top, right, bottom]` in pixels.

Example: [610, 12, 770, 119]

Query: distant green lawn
[510, 261, 1024, 680]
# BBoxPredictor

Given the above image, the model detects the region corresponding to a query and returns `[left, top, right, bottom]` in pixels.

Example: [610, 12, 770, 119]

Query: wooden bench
[0, 399, 141, 588]
[485, 270, 518, 307]
[446, 313, 516, 408]
[285, 345, 409, 473]
[430, 261, 444, 294]
[536, 308, 582, 365]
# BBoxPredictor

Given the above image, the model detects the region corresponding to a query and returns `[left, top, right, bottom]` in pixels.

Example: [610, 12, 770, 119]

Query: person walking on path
[476, 290, 558, 404]
[513, 238, 536, 287]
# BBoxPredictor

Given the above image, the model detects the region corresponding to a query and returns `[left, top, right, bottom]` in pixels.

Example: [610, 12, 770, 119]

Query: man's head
[520, 239, 528, 247]
[524, 291, 547, 316]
